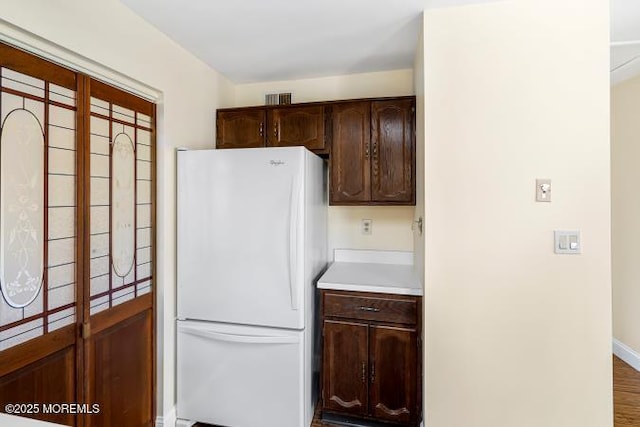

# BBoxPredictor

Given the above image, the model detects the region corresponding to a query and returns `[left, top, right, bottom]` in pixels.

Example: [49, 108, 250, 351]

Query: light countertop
[318, 249, 423, 296]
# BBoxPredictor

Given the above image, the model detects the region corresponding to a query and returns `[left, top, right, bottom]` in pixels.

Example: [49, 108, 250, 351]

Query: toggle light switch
[536, 179, 552, 202]
[554, 230, 581, 254]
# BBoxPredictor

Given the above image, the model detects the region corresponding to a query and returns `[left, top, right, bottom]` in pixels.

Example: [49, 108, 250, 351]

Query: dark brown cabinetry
[216, 108, 266, 148]
[330, 102, 371, 203]
[216, 105, 327, 152]
[321, 290, 422, 426]
[370, 99, 415, 204]
[267, 105, 325, 150]
[330, 99, 415, 205]
[215, 96, 415, 205]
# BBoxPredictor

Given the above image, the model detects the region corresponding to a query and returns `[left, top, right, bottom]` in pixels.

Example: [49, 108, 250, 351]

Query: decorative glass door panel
[0, 66, 77, 351]
[89, 95, 153, 314]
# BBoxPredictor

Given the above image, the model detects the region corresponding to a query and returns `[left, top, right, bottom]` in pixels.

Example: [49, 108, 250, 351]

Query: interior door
[0, 43, 81, 426]
[85, 79, 155, 427]
[0, 42, 156, 427]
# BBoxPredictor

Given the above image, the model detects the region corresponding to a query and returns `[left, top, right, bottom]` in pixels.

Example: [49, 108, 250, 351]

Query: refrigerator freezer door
[177, 320, 304, 427]
[178, 148, 305, 329]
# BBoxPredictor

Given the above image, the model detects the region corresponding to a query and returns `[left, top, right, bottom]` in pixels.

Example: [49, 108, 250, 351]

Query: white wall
[612, 74, 640, 358]
[234, 70, 416, 258]
[0, 0, 235, 422]
[422, 1, 611, 427]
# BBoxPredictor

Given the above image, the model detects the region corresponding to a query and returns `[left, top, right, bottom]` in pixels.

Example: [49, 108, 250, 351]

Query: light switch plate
[554, 230, 581, 254]
[536, 179, 552, 202]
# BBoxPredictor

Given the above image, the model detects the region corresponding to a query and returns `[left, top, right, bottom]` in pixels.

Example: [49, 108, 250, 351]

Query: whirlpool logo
[270, 160, 285, 166]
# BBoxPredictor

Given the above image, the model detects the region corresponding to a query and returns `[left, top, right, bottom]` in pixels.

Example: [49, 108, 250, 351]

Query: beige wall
[234, 69, 413, 106]
[612, 74, 640, 355]
[422, 1, 611, 426]
[413, 17, 426, 285]
[0, 0, 235, 421]
[234, 70, 416, 259]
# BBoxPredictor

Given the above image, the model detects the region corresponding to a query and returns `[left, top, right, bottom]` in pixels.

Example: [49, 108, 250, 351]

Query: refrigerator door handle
[288, 176, 300, 311]
[180, 325, 300, 345]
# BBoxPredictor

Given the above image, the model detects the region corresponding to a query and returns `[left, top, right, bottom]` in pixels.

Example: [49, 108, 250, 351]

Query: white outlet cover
[361, 219, 372, 235]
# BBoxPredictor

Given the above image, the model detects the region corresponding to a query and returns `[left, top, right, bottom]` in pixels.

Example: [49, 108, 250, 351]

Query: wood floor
[614, 355, 640, 426]
[196, 356, 638, 427]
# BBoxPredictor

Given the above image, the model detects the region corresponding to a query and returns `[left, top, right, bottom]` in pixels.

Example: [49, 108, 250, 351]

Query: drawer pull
[359, 306, 380, 312]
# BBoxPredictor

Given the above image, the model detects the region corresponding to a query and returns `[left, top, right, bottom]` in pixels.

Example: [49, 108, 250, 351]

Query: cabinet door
[322, 320, 369, 416]
[369, 325, 418, 424]
[330, 102, 370, 204]
[267, 106, 325, 151]
[216, 109, 265, 148]
[370, 100, 414, 204]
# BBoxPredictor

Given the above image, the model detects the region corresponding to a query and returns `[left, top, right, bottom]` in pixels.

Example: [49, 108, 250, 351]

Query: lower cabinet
[321, 290, 422, 426]
[322, 321, 369, 416]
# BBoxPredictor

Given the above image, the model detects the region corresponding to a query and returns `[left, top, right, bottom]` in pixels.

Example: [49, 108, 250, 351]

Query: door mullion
[76, 73, 91, 427]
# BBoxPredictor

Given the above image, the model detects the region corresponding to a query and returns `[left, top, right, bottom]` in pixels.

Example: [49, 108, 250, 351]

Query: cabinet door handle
[371, 363, 375, 383]
[361, 362, 367, 383]
[259, 122, 264, 137]
[365, 142, 370, 159]
[274, 122, 279, 139]
[359, 306, 380, 312]
[372, 140, 378, 177]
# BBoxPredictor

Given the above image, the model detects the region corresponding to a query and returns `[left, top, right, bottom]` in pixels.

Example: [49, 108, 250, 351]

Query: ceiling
[612, 0, 640, 85]
[121, 0, 640, 85]
[120, 0, 493, 83]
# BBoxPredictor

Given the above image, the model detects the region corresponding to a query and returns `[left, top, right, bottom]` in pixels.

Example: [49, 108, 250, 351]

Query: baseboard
[613, 338, 640, 372]
[155, 406, 176, 427]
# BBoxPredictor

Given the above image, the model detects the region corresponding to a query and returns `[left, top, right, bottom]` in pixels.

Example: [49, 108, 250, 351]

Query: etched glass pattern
[0, 110, 45, 308]
[0, 66, 77, 351]
[89, 100, 153, 311]
[111, 132, 135, 278]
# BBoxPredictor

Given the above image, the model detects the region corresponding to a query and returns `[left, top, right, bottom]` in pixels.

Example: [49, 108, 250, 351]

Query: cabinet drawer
[323, 292, 417, 325]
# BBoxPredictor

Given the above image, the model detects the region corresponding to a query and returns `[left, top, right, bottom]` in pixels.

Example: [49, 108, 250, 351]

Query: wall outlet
[361, 219, 372, 235]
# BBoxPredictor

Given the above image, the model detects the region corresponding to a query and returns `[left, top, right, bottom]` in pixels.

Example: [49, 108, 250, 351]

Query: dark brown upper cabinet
[370, 99, 415, 204]
[215, 96, 415, 206]
[330, 98, 415, 205]
[330, 102, 371, 204]
[216, 105, 327, 153]
[267, 105, 325, 151]
[216, 108, 266, 149]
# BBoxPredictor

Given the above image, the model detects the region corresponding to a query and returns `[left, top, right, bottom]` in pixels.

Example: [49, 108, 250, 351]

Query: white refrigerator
[176, 147, 327, 427]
